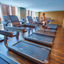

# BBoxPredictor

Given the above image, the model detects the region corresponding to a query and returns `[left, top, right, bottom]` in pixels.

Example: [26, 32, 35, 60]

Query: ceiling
[0, 0, 64, 12]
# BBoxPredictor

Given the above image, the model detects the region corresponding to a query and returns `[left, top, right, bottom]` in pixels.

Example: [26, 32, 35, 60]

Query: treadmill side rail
[21, 23, 35, 28]
[5, 26, 26, 33]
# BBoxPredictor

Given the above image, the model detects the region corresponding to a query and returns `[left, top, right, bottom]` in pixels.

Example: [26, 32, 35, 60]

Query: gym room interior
[0, 0, 64, 64]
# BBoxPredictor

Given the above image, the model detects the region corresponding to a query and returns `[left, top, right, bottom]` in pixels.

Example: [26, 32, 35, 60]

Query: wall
[62, 18, 64, 28]
[39, 11, 64, 26]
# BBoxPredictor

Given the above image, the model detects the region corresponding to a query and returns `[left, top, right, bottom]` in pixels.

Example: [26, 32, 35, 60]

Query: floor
[48, 26, 64, 64]
[0, 26, 64, 64]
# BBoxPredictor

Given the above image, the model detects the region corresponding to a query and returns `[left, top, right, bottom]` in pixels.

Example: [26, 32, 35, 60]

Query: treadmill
[3, 16, 17, 37]
[27, 16, 42, 31]
[39, 29, 57, 33]
[37, 25, 57, 34]
[8, 16, 55, 47]
[24, 33, 54, 47]
[34, 30, 56, 37]
[34, 20, 58, 35]
[36, 24, 58, 36]
[9, 15, 36, 35]
[45, 19, 58, 30]
[0, 53, 17, 64]
[27, 16, 58, 33]
[24, 17, 55, 47]
[24, 24, 55, 47]
[27, 16, 42, 26]
[34, 25, 56, 37]
[47, 24, 58, 30]
[46, 19, 58, 30]
[9, 15, 35, 28]
[0, 30, 17, 64]
[34, 16, 58, 30]
[4, 27, 51, 64]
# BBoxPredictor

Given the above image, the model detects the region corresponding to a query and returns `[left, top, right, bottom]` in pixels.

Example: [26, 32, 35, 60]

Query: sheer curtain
[26, 10, 29, 23]
[0, 3, 3, 21]
[15, 7, 20, 20]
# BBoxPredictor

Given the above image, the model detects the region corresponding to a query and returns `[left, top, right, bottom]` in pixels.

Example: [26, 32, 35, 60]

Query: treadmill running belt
[24, 33, 54, 47]
[47, 24, 58, 30]
[8, 40, 50, 64]
[34, 30, 56, 37]
[40, 29, 56, 33]
[0, 54, 17, 64]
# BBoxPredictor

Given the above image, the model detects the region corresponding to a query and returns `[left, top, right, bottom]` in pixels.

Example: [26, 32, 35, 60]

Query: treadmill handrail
[0, 30, 13, 37]
[3, 26, 27, 46]
[21, 23, 35, 28]
[0, 30, 13, 47]
[5, 26, 26, 33]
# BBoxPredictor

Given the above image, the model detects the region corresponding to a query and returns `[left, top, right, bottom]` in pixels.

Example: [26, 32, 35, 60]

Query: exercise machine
[0, 30, 17, 64]
[4, 26, 51, 64]
[0, 53, 17, 64]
